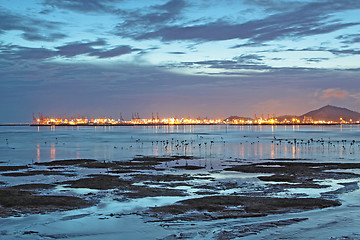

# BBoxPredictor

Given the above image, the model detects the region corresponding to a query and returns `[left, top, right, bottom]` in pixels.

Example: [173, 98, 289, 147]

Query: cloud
[0, 9, 37, 33]
[56, 39, 107, 57]
[177, 54, 270, 71]
[233, 54, 264, 64]
[336, 34, 360, 44]
[180, 59, 270, 71]
[173, 57, 350, 73]
[129, 0, 186, 25]
[302, 57, 329, 63]
[329, 49, 360, 56]
[0, 40, 141, 60]
[1, 55, 360, 122]
[135, 19, 358, 43]
[321, 88, 349, 99]
[56, 40, 140, 58]
[0, 44, 57, 60]
[22, 33, 67, 42]
[90, 45, 140, 58]
[349, 92, 360, 102]
[0, 8, 66, 42]
[244, 0, 307, 12]
[115, 0, 186, 38]
[119, 0, 360, 44]
[230, 42, 268, 49]
[42, 0, 120, 13]
[151, 0, 186, 22]
[264, 47, 360, 56]
[168, 51, 186, 54]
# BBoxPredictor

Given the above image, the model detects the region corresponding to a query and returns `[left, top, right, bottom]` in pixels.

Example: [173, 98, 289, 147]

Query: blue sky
[1, 0, 360, 123]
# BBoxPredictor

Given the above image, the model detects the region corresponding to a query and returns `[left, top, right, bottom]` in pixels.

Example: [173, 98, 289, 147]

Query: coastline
[1, 123, 358, 127]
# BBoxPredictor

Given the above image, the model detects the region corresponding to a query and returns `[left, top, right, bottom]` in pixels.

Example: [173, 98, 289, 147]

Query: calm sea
[0, 125, 359, 166]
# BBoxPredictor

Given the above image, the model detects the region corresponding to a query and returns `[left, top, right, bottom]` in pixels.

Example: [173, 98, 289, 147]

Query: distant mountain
[224, 116, 253, 122]
[225, 105, 360, 123]
[275, 115, 299, 122]
[301, 105, 360, 122]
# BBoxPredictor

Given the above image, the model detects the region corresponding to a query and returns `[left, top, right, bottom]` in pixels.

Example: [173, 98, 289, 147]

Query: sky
[1, 0, 360, 123]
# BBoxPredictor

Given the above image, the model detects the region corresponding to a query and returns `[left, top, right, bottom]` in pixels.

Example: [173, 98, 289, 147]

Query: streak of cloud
[321, 88, 349, 99]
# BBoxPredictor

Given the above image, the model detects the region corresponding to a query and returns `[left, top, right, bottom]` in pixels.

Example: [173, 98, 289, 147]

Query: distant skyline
[1, 0, 360, 123]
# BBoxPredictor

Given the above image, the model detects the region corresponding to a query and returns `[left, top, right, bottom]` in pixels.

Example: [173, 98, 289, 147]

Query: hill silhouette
[224, 116, 253, 122]
[275, 115, 299, 122]
[300, 105, 360, 122]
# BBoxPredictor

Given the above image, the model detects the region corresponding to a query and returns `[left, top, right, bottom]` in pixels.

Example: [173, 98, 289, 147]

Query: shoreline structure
[29, 115, 359, 126]
[29, 122, 359, 126]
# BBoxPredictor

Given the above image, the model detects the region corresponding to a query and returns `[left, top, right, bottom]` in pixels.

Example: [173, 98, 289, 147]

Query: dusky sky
[1, 0, 360, 123]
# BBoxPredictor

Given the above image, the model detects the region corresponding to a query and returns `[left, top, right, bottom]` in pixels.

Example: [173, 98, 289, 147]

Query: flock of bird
[126, 135, 360, 158]
[3, 134, 359, 160]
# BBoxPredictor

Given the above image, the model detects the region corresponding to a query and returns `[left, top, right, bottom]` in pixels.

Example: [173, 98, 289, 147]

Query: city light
[32, 114, 358, 126]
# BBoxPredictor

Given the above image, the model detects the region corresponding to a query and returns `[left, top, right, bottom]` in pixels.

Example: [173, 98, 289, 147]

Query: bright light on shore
[32, 114, 356, 126]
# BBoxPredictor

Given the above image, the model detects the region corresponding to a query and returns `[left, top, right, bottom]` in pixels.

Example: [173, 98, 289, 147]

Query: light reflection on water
[36, 144, 40, 163]
[0, 125, 360, 165]
[50, 144, 56, 161]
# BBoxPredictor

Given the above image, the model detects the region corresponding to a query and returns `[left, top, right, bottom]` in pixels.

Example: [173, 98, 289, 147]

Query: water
[0, 125, 359, 165]
[1, 125, 360, 239]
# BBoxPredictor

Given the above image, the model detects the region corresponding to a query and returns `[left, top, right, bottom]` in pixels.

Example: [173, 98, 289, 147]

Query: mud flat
[145, 195, 341, 221]
[0, 156, 197, 218]
[1, 170, 76, 177]
[0, 165, 29, 171]
[0, 188, 92, 218]
[60, 174, 188, 199]
[0, 156, 360, 239]
[225, 161, 360, 189]
[212, 217, 309, 239]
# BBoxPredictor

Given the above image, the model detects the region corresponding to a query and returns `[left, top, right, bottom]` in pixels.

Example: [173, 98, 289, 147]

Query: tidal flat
[1, 125, 360, 239]
[0, 155, 359, 239]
